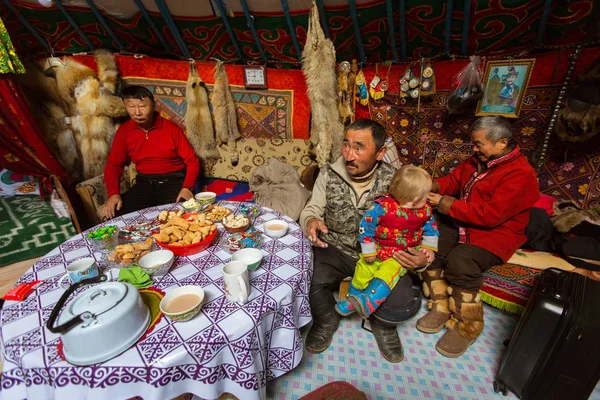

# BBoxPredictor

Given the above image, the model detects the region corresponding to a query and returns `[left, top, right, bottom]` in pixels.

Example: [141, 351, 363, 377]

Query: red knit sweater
[436, 147, 539, 262]
[104, 115, 200, 197]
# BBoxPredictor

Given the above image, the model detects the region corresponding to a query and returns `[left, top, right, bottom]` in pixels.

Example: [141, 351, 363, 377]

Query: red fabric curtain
[0, 77, 70, 187]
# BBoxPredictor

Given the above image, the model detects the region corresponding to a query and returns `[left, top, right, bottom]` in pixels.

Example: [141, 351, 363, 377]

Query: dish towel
[118, 265, 153, 288]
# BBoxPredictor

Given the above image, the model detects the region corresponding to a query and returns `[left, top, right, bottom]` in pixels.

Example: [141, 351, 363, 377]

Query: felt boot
[335, 281, 361, 316]
[416, 269, 451, 333]
[436, 287, 484, 358]
[348, 278, 391, 319]
[370, 317, 404, 363]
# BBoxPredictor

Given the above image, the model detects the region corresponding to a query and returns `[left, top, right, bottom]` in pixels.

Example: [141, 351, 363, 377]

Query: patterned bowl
[138, 250, 175, 276]
[160, 285, 205, 322]
[194, 192, 216, 207]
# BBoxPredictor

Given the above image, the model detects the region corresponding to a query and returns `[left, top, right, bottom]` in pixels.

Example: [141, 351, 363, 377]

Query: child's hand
[364, 255, 376, 263]
[419, 248, 435, 263]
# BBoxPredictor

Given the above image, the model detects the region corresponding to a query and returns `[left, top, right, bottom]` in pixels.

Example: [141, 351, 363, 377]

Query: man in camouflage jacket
[300, 119, 428, 363]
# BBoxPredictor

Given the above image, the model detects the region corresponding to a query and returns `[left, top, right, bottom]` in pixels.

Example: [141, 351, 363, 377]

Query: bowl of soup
[160, 285, 205, 322]
[263, 220, 289, 239]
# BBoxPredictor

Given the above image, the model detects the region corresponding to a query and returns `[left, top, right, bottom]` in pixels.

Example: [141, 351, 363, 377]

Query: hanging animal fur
[302, 0, 345, 167]
[555, 56, 600, 143]
[337, 61, 354, 129]
[185, 61, 220, 175]
[16, 60, 82, 180]
[213, 61, 241, 166]
[51, 52, 127, 180]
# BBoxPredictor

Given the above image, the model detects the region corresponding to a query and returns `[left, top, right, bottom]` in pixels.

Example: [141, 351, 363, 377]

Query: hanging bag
[447, 56, 484, 115]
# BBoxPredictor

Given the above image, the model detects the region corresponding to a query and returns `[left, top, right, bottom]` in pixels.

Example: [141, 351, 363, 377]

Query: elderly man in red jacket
[103, 86, 200, 219]
[422, 116, 539, 357]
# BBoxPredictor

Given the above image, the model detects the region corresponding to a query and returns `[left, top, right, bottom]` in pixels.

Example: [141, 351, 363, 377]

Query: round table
[0, 201, 313, 400]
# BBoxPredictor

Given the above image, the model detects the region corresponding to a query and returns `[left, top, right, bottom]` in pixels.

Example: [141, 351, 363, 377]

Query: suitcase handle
[553, 269, 565, 300]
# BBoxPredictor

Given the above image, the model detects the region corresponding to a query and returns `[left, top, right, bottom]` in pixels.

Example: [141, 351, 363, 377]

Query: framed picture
[476, 59, 535, 118]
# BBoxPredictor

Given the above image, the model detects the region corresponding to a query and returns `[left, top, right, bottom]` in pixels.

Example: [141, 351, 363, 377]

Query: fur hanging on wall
[185, 61, 220, 175]
[16, 61, 82, 181]
[337, 61, 355, 129]
[302, 0, 345, 167]
[555, 56, 600, 143]
[50, 51, 127, 180]
[213, 61, 241, 167]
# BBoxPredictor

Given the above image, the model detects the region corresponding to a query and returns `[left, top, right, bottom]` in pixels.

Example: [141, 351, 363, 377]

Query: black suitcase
[494, 268, 600, 399]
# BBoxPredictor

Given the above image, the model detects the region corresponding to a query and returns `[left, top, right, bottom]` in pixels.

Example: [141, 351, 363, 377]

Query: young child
[336, 165, 439, 319]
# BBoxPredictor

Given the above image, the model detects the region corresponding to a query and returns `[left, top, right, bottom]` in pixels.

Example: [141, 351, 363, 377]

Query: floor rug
[266, 303, 600, 400]
[0, 195, 76, 268]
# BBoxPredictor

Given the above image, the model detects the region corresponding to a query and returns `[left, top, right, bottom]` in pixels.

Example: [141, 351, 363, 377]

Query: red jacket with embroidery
[436, 146, 539, 262]
[104, 114, 200, 197]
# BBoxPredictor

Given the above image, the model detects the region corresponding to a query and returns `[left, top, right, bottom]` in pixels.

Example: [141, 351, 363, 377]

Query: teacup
[58, 258, 101, 287]
[222, 261, 250, 304]
[160, 285, 205, 322]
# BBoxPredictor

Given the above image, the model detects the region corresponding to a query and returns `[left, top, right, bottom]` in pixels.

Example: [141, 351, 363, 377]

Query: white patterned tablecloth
[0, 202, 313, 400]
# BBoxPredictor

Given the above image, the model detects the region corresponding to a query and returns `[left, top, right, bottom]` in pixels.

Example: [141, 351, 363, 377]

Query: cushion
[382, 136, 402, 169]
[480, 263, 541, 315]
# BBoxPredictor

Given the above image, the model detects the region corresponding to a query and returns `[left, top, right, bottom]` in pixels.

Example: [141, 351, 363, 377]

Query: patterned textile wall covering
[70, 55, 311, 181]
[0, 0, 595, 64]
[362, 48, 600, 208]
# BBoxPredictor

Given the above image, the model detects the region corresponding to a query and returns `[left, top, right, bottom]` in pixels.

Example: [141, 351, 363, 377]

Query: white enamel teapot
[46, 274, 150, 366]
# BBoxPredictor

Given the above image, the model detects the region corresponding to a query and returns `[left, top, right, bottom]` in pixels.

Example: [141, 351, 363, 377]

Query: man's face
[471, 129, 507, 162]
[342, 128, 386, 177]
[123, 97, 154, 127]
[505, 75, 516, 84]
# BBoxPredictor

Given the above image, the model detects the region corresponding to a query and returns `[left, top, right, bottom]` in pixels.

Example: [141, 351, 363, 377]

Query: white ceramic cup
[58, 258, 109, 287]
[222, 261, 250, 304]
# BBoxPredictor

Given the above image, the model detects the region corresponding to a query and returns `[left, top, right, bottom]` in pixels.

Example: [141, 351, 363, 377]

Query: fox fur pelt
[302, 0, 344, 167]
[185, 62, 220, 175]
[213, 61, 241, 166]
[51, 52, 127, 179]
[16, 61, 82, 180]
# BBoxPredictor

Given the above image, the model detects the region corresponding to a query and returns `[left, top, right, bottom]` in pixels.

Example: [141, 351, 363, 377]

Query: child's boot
[348, 278, 391, 319]
[335, 281, 361, 316]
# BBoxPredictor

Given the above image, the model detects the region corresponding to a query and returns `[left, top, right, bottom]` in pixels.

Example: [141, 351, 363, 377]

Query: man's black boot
[369, 317, 404, 363]
[305, 286, 340, 354]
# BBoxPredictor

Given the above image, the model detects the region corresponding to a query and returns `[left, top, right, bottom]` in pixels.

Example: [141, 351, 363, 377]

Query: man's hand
[419, 248, 435, 263]
[176, 188, 194, 202]
[427, 193, 442, 207]
[364, 255, 376, 263]
[103, 194, 123, 220]
[306, 218, 329, 248]
[392, 247, 428, 270]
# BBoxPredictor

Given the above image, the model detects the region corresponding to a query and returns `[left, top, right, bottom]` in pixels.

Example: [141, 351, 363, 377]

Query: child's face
[404, 196, 427, 209]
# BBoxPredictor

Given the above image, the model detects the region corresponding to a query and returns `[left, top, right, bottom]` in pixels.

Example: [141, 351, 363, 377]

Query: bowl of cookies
[204, 205, 232, 222]
[222, 214, 251, 233]
[153, 211, 218, 256]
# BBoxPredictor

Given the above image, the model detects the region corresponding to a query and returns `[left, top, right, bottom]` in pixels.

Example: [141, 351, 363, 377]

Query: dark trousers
[310, 245, 421, 325]
[116, 170, 186, 216]
[430, 213, 502, 291]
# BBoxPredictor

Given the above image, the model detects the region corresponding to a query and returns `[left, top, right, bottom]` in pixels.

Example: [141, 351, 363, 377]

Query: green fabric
[479, 290, 525, 315]
[118, 265, 153, 288]
[0, 17, 24, 74]
[0, 195, 76, 267]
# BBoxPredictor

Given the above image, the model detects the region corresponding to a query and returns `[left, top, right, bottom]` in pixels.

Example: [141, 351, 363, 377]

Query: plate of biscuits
[152, 212, 218, 256]
[204, 205, 232, 222]
[107, 237, 155, 266]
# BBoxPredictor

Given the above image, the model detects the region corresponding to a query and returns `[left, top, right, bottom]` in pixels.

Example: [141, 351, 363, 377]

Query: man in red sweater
[103, 86, 200, 219]
[420, 116, 539, 357]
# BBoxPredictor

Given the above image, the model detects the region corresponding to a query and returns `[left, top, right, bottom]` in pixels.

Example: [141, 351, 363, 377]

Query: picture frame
[242, 65, 268, 90]
[476, 59, 535, 118]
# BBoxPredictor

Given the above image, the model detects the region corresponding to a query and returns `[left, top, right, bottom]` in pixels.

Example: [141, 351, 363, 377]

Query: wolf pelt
[302, 0, 344, 167]
[16, 61, 82, 180]
[185, 62, 220, 175]
[213, 61, 241, 166]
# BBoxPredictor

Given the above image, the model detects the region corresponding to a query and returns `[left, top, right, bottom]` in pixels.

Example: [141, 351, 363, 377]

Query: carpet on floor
[0, 195, 76, 267]
[266, 302, 600, 400]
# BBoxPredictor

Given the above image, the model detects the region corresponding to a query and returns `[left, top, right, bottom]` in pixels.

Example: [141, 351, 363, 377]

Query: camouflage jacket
[300, 157, 396, 259]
